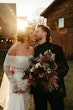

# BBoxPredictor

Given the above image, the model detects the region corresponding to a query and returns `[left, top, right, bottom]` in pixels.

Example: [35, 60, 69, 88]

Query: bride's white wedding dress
[0, 73, 8, 108]
[0, 54, 32, 110]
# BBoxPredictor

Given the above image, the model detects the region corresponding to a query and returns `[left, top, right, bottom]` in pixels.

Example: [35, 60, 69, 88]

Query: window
[58, 18, 64, 28]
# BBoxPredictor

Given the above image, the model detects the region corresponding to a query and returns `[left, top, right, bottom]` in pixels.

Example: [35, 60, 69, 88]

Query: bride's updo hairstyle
[17, 26, 34, 43]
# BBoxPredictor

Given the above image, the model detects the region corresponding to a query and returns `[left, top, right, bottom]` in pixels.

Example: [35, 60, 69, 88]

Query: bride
[0, 26, 36, 110]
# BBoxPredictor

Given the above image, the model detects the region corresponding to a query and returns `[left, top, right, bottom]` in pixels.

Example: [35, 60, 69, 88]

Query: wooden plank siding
[41, 0, 73, 58]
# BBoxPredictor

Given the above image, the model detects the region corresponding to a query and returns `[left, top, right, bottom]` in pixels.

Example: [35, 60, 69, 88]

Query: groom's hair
[37, 25, 51, 41]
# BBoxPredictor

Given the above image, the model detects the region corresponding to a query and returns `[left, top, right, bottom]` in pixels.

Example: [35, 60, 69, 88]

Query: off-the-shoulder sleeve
[3, 54, 18, 92]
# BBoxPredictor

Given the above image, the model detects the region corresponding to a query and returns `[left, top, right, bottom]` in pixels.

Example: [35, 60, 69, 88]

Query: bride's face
[29, 29, 36, 43]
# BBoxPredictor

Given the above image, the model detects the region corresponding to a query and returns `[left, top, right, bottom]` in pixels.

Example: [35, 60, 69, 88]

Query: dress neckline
[7, 54, 33, 58]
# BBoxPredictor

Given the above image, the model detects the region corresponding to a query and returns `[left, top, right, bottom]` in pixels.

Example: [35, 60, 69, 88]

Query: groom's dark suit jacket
[33, 41, 69, 97]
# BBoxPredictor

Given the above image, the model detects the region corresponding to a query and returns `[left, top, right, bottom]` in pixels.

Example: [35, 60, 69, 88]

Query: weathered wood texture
[41, 0, 73, 58]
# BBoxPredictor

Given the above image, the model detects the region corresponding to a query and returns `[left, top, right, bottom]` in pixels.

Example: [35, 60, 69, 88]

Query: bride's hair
[17, 26, 34, 43]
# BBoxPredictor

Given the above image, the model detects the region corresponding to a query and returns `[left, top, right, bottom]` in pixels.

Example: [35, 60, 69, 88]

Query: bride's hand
[10, 66, 14, 75]
[19, 89, 26, 94]
[13, 89, 26, 94]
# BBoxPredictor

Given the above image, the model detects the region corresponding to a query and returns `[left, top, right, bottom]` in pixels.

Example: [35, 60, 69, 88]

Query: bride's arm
[3, 55, 18, 92]
[3, 44, 19, 92]
[4, 66, 18, 92]
[4, 57, 26, 93]
[3, 52, 27, 93]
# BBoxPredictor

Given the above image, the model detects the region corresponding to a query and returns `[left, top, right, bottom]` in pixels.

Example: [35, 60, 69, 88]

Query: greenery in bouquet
[23, 49, 59, 92]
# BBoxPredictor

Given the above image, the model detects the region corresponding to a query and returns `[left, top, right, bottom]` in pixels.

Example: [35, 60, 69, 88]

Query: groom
[31, 25, 69, 110]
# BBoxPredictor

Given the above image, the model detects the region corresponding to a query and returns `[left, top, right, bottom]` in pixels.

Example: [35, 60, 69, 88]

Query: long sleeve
[3, 54, 18, 92]
[3, 54, 31, 93]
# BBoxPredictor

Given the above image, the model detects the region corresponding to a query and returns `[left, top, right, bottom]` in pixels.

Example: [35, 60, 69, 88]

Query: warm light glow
[17, 18, 28, 30]
[6, 39, 8, 41]
[16, 2, 35, 17]
[16, 0, 54, 17]
[0, 0, 54, 28]
[0, 0, 54, 18]
[1, 40, 3, 42]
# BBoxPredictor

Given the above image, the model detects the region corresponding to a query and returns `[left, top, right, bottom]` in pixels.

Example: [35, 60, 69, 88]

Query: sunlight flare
[17, 18, 28, 30]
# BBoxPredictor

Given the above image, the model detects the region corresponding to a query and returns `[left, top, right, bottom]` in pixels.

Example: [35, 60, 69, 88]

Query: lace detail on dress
[3, 54, 33, 92]
[4, 54, 32, 69]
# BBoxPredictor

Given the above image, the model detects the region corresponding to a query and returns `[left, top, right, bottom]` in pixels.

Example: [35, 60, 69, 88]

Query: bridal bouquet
[23, 49, 59, 92]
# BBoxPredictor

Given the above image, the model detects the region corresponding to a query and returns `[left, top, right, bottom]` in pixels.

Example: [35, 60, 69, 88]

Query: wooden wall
[0, 17, 7, 35]
[47, 0, 73, 29]
[43, 0, 73, 57]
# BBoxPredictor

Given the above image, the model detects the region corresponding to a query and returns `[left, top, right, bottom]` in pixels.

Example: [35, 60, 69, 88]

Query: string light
[1, 40, 3, 42]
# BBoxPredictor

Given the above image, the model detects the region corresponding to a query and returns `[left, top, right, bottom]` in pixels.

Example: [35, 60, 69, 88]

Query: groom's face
[34, 27, 44, 41]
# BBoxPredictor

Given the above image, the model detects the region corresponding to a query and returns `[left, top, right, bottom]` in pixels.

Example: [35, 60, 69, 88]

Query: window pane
[58, 18, 64, 28]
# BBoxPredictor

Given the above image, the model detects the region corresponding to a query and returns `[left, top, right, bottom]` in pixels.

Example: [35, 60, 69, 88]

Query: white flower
[39, 54, 43, 58]
[35, 63, 42, 68]
[47, 68, 51, 73]
[30, 68, 34, 72]
[49, 49, 55, 61]
[44, 50, 49, 55]
[51, 53, 55, 61]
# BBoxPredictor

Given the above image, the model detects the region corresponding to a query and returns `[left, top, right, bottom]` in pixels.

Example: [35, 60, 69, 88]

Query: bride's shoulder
[7, 42, 19, 55]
